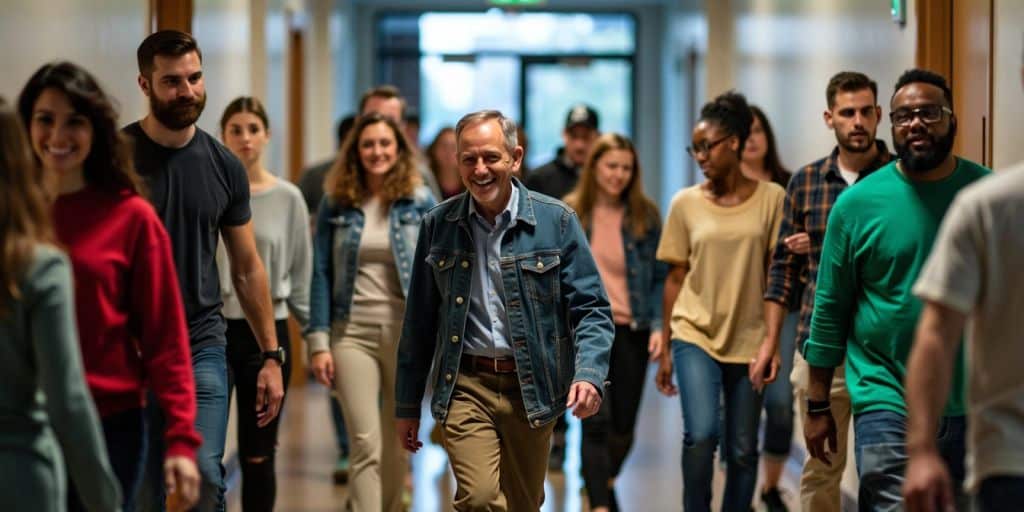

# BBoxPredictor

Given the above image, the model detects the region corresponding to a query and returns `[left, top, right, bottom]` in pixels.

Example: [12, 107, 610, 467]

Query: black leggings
[226, 318, 292, 512]
[580, 324, 650, 510]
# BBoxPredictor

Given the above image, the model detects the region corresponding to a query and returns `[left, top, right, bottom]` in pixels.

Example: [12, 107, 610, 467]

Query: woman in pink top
[564, 133, 667, 512]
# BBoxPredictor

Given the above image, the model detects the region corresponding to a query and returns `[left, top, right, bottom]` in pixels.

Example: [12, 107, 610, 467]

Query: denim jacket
[306, 186, 436, 354]
[396, 179, 614, 427]
[585, 218, 668, 332]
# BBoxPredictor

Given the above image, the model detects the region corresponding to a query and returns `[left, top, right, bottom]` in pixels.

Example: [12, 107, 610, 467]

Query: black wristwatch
[261, 346, 286, 366]
[806, 399, 831, 416]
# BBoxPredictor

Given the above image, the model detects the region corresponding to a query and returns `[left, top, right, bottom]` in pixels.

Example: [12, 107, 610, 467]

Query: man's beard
[150, 93, 205, 130]
[836, 129, 875, 154]
[894, 122, 956, 174]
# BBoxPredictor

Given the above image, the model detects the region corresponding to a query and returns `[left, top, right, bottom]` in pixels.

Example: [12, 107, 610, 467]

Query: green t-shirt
[803, 158, 990, 417]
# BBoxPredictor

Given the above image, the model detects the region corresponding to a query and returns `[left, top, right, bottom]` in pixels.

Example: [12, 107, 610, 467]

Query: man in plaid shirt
[760, 71, 893, 512]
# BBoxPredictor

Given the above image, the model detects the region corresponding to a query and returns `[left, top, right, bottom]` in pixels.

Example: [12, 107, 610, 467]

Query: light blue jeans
[673, 340, 764, 511]
[138, 345, 229, 512]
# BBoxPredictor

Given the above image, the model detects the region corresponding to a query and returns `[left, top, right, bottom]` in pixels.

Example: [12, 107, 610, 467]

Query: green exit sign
[489, 0, 546, 5]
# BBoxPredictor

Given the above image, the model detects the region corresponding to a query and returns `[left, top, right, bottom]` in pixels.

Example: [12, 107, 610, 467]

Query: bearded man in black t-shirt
[125, 30, 285, 512]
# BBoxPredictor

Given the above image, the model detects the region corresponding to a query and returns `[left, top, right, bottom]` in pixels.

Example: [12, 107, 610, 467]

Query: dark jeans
[226, 318, 292, 512]
[580, 325, 649, 509]
[329, 392, 349, 456]
[853, 410, 967, 512]
[138, 344, 230, 512]
[975, 476, 1024, 512]
[673, 340, 764, 512]
[761, 311, 797, 459]
[69, 407, 147, 512]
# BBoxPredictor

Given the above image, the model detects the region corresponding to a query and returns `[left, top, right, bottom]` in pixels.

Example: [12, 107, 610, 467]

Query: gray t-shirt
[914, 161, 1024, 490]
[218, 179, 312, 328]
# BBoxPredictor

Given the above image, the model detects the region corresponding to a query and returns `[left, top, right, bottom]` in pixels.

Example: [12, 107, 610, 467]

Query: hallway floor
[227, 366, 802, 511]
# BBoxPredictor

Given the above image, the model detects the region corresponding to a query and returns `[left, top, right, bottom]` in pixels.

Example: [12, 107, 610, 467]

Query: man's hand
[903, 449, 955, 512]
[647, 331, 665, 362]
[655, 352, 677, 396]
[164, 456, 200, 512]
[567, 381, 601, 419]
[804, 411, 839, 466]
[784, 232, 811, 255]
[310, 351, 334, 387]
[256, 359, 285, 427]
[397, 418, 422, 453]
[749, 340, 780, 392]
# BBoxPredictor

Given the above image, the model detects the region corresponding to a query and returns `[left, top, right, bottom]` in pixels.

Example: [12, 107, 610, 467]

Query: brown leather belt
[461, 354, 517, 374]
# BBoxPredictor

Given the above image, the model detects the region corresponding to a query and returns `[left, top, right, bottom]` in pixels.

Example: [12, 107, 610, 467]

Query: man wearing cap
[525, 103, 600, 200]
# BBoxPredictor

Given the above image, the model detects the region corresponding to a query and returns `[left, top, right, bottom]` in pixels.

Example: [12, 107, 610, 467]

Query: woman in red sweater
[18, 61, 201, 512]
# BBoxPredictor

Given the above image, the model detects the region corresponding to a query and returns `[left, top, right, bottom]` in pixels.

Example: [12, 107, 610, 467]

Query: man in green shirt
[802, 69, 990, 510]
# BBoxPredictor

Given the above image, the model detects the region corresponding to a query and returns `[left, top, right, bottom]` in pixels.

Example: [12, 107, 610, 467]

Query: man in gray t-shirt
[903, 160, 1024, 510]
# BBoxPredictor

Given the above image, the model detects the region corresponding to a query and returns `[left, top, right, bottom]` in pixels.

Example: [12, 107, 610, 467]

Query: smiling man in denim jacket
[395, 110, 613, 511]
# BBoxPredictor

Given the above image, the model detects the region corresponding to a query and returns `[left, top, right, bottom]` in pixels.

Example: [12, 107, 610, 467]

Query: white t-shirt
[913, 161, 1024, 490]
[836, 161, 859, 185]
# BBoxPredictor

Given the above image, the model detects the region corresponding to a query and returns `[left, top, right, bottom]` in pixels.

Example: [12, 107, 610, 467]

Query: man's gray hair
[454, 110, 518, 155]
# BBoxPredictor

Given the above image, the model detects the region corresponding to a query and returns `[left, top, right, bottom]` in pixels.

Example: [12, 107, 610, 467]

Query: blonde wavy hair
[563, 132, 660, 238]
[326, 112, 421, 207]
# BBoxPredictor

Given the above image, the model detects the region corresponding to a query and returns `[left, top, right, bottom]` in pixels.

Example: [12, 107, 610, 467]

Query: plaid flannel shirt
[764, 141, 894, 350]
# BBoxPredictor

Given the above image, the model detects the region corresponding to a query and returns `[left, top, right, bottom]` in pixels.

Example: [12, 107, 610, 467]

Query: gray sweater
[218, 179, 312, 328]
[0, 246, 121, 511]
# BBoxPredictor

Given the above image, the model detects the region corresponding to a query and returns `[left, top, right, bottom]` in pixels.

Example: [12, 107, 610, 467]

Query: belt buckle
[492, 357, 500, 373]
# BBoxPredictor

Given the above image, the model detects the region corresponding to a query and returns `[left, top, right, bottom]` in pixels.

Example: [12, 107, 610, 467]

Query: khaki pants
[791, 350, 852, 512]
[331, 321, 407, 512]
[442, 369, 555, 511]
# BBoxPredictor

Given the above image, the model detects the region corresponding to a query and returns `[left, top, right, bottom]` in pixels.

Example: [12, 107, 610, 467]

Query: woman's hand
[655, 351, 677, 396]
[749, 341, 781, 392]
[310, 351, 334, 387]
[647, 331, 665, 362]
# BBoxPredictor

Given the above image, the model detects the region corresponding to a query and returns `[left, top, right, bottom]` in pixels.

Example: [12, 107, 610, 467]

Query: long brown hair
[18, 61, 145, 196]
[0, 98, 55, 314]
[749, 105, 791, 187]
[564, 132, 660, 238]
[326, 113, 420, 207]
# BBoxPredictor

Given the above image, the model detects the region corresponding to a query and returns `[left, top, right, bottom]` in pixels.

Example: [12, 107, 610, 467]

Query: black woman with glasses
[654, 91, 785, 511]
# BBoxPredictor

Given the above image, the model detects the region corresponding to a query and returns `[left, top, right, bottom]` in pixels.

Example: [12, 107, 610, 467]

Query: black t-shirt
[123, 122, 251, 351]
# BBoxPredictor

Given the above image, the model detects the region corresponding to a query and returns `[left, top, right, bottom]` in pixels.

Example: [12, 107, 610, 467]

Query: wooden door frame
[150, 0, 192, 33]
[916, 0, 994, 166]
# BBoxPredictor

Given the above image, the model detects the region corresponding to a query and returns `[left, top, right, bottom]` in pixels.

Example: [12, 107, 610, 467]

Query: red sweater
[54, 185, 201, 459]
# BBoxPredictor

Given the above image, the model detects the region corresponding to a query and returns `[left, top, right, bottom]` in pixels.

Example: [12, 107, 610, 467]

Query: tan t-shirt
[913, 161, 1024, 490]
[590, 204, 632, 325]
[348, 195, 406, 323]
[656, 180, 785, 362]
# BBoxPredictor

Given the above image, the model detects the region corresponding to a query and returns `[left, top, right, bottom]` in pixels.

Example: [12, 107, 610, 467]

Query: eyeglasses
[686, 134, 732, 159]
[889, 105, 953, 127]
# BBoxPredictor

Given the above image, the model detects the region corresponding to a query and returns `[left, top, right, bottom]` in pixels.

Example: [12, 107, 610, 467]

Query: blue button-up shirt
[465, 185, 519, 357]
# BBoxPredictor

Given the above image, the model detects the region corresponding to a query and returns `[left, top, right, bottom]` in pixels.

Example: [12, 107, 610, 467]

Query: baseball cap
[564, 104, 599, 131]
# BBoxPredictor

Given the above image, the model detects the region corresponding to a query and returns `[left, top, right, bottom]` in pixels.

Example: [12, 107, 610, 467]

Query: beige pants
[331, 321, 407, 512]
[442, 369, 555, 511]
[791, 350, 853, 512]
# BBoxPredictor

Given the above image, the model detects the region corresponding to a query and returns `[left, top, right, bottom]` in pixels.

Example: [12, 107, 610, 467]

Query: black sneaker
[761, 488, 788, 512]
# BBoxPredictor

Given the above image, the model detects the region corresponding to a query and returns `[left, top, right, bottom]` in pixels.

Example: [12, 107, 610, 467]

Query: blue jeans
[138, 345, 229, 512]
[854, 410, 966, 512]
[762, 311, 797, 459]
[673, 340, 764, 512]
[975, 476, 1024, 512]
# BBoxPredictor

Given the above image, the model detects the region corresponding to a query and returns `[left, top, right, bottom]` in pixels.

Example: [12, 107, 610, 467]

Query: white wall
[729, 0, 917, 171]
[0, 0, 147, 124]
[992, 0, 1024, 169]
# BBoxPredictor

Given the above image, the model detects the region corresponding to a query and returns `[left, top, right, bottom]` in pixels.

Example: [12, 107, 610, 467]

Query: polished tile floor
[227, 365, 804, 511]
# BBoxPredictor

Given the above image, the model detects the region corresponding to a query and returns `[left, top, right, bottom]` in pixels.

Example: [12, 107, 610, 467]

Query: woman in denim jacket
[305, 113, 435, 512]
[564, 133, 667, 512]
